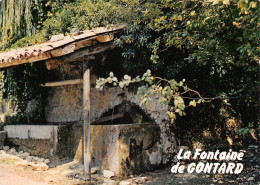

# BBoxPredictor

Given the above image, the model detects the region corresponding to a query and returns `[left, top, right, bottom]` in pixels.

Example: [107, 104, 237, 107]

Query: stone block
[4, 125, 71, 165]
[103, 170, 116, 178]
[4, 123, 161, 176]
[72, 123, 161, 176]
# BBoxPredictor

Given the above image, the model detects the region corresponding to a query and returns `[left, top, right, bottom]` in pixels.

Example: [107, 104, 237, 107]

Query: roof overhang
[0, 25, 124, 69]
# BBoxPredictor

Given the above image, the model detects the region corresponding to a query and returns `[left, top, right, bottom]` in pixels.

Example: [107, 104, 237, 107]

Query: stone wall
[4, 125, 71, 165]
[0, 131, 6, 147]
[45, 85, 175, 167]
[45, 64, 124, 123]
[45, 85, 123, 123]
[71, 123, 161, 176]
[44, 63, 176, 168]
[4, 123, 161, 176]
[125, 91, 176, 165]
[1, 62, 176, 175]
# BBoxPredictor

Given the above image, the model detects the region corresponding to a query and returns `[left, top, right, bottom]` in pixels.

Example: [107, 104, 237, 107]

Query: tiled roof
[0, 25, 123, 69]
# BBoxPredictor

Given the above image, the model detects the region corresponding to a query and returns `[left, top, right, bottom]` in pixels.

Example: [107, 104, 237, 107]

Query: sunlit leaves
[0, 0, 258, 126]
[96, 70, 204, 123]
[189, 100, 197, 107]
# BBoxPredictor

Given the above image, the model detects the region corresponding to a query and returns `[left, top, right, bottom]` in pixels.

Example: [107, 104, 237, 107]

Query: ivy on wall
[0, 0, 50, 124]
[0, 62, 46, 124]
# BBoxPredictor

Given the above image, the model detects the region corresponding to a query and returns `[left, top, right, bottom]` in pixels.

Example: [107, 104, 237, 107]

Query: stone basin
[4, 123, 161, 176]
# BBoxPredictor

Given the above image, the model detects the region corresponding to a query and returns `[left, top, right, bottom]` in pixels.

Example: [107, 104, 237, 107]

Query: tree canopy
[0, 0, 258, 128]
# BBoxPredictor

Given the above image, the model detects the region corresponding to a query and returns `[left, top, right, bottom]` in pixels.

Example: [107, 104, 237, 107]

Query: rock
[133, 176, 147, 183]
[141, 177, 148, 182]
[33, 156, 40, 163]
[70, 28, 80, 36]
[17, 153, 23, 158]
[26, 156, 34, 162]
[38, 158, 45, 163]
[22, 152, 30, 158]
[27, 162, 38, 170]
[19, 151, 24, 154]
[91, 166, 101, 174]
[15, 161, 28, 167]
[3, 146, 9, 151]
[8, 148, 16, 154]
[61, 169, 74, 176]
[27, 161, 35, 166]
[248, 177, 254, 181]
[103, 170, 115, 178]
[135, 179, 143, 183]
[50, 34, 64, 42]
[44, 159, 50, 164]
[119, 181, 131, 185]
[36, 163, 49, 171]
[103, 179, 119, 185]
[146, 177, 152, 181]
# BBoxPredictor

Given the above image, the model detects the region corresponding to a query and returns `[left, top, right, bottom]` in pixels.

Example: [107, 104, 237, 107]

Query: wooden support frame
[83, 60, 91, 179]
[40, 79, 83, 87]
[45, 42, 113, 70]
[0, 25, 125, 69]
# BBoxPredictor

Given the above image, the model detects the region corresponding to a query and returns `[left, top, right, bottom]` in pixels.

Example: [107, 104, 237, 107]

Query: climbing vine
[0, 0, 50, 124]
[1, 62, 46, 124]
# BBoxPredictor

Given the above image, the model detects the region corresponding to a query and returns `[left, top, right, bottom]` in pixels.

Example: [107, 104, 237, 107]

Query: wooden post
[83, 60, 91, 179]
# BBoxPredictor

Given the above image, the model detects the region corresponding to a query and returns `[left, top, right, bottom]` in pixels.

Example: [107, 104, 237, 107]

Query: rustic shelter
[0, 26, 175, 177]
[0, 25, 126, 178]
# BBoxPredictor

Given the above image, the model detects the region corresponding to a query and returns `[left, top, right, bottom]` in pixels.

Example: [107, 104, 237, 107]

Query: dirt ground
[0, 154, 82, 185]
[0, 144, 259, 185]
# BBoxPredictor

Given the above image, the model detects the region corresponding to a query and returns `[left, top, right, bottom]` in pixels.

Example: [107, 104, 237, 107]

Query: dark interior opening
[91, 101, 155, 125]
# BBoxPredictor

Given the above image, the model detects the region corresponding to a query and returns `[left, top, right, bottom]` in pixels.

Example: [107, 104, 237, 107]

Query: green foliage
[93, 0, 258, 126]
[239, 122, 254, 136]
[0, 0, 49, 50]
[1, 62, 46, 124]
[96, 70, 205, 123]
[0, 0, 258, 127]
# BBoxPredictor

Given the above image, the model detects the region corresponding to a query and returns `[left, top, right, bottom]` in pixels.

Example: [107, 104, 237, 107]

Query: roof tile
[0, 26, 124, 68]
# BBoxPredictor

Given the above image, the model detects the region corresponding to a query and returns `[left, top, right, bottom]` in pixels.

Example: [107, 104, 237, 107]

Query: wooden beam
[91, 113, 124, 124]
[45, 42, 113, 70]
[83, 60, 91, 179]
[96, 33, 114, 43]
[0, 33, 114, 69]
[40, 79, 83, 87]
[48, 34, 114, 58]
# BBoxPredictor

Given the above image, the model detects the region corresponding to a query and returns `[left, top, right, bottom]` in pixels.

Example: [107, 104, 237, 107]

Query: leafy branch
[96, 70, 206, 123]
